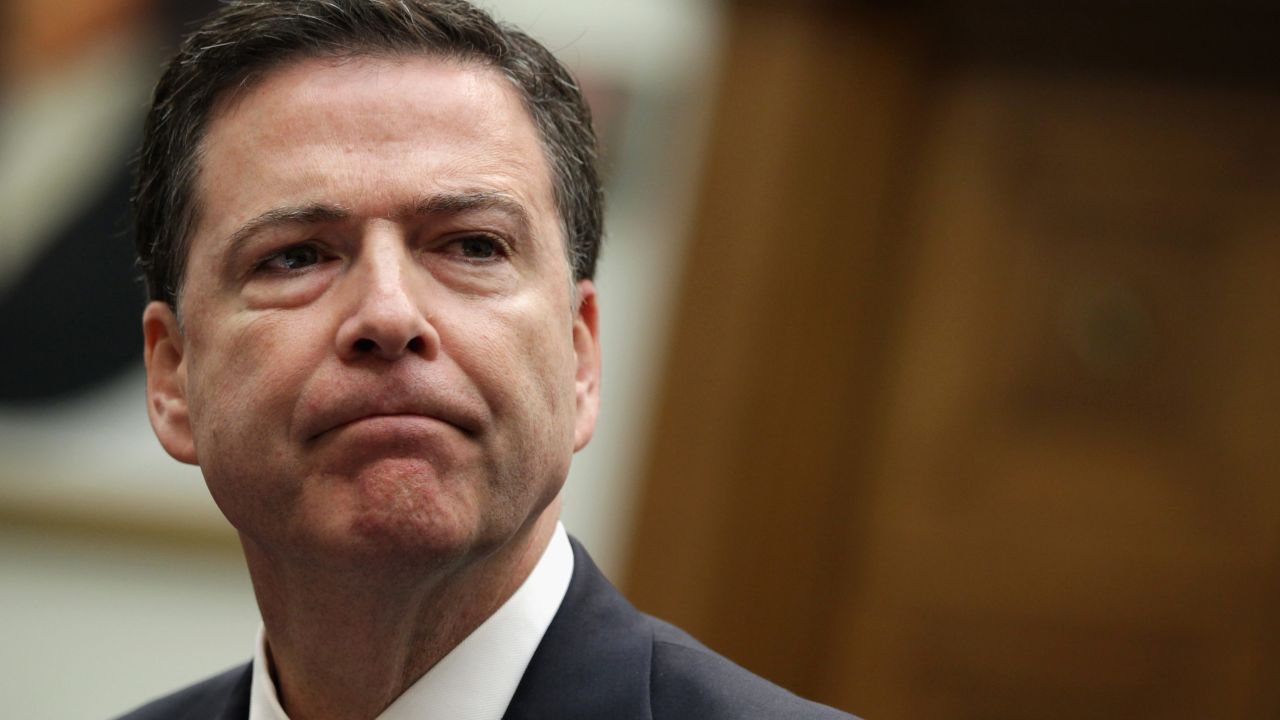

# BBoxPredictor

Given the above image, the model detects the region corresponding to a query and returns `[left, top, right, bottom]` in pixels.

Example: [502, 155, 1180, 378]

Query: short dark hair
[134, 0, 602, 307]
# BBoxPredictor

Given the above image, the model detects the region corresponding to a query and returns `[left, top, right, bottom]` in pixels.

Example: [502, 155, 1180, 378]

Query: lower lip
[326, 414, 460, 441]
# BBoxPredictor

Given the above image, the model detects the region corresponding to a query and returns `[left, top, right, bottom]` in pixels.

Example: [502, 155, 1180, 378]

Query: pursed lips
[302, 397, 482, 443]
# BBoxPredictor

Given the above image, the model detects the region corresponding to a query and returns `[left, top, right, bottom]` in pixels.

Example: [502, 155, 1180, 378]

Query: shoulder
[644, 616, 858, 720]
[112, 662, 252, 720]
[508, 537, 859, 719]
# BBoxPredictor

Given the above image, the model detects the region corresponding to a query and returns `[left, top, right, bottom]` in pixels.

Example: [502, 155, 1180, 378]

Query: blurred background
[1, 0, 1277, 717]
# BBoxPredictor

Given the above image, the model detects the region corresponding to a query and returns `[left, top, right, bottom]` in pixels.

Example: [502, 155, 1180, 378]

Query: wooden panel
[627, 3, 1280, 718]
[828, 72, 1280, 719]
[623, 3, 925, 701]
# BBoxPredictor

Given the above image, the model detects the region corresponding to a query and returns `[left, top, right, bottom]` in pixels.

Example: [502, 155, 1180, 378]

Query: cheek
[466, 297, 576, 412]
[186, 312, 320, 443]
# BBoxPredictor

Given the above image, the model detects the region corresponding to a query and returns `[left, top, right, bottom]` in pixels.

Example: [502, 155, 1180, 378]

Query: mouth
[325, 412, 473, 438]
[304, 401, 482, 444]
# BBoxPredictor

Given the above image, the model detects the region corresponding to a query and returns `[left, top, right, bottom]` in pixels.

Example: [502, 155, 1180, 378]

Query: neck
[243, 505, 560, 720]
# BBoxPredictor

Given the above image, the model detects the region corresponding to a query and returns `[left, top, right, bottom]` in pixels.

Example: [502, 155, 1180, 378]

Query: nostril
[354, 338, 376, 353]
[406, 336, 425, 354]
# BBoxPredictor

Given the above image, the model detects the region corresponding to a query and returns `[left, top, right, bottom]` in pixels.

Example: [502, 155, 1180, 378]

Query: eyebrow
[405, 191, 533, 235]
[222, 191, 534, 257]
[224, 204, 350, 253]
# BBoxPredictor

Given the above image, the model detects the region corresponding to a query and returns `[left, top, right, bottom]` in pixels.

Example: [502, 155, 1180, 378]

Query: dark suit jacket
[115, 539, 857, 719]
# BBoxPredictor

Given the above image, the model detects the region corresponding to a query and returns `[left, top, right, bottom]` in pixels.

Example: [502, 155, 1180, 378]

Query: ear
[571, 280, 602, 452]
[142, 301, 197, 465]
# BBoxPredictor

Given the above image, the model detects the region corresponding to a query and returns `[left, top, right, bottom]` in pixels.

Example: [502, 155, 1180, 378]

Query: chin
[347, 507, 478, 558]
[253, 463, 484, 569]
[339, 500, 491, 572]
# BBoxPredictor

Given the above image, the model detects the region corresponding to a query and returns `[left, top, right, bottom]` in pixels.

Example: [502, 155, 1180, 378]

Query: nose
[334, 236, 438, 362]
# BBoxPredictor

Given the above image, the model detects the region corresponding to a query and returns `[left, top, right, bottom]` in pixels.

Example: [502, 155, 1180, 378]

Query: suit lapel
[502, 538, 653, 720]
[214, 663, 253, 720]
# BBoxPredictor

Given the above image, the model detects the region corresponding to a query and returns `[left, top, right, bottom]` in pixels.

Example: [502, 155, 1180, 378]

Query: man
[119, 1, 856, 718]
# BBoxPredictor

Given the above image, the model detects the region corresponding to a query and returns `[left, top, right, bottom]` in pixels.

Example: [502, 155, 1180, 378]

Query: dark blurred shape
[0, 0, 219, 405]
[930, 0, 1280, 90]
[0, 153, 142, 403]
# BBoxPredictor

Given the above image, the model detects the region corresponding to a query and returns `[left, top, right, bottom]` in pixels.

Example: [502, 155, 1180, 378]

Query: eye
[453, 234, 504, 261]
[261, 244, 324, 272]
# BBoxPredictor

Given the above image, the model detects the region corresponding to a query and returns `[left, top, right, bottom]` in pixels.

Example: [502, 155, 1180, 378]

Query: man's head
[138, 0, 602, 569]
[134, 0, 603, 310]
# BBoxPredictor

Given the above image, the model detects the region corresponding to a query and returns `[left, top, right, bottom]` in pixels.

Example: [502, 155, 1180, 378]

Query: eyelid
[253, 240, 333, 274]
[442, 231, 512, 259]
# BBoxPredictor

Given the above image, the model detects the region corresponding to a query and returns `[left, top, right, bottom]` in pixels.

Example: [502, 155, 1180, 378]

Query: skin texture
[142, 55, 601, 720]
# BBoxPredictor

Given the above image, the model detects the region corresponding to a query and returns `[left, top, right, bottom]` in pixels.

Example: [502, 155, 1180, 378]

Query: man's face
[142, 55, 600, 567]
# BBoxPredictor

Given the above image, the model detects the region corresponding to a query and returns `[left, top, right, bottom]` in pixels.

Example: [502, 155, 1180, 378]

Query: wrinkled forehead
[186, 51, 567, 257]
[207, 49, 509, 122]
[204, 54, 528, 150]
[169, 52, 573, 315]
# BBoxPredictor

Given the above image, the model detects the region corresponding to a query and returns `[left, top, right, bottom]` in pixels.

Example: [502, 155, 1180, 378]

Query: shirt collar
[249, 522, 574, 720]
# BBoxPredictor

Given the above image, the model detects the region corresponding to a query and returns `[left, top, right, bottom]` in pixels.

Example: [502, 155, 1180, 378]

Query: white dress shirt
[248, 522, 574, 720]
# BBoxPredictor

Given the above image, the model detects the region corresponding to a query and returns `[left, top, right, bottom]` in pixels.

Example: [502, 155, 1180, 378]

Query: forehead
[209, 52, 525, 139]
[191, 53, 557, 244]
